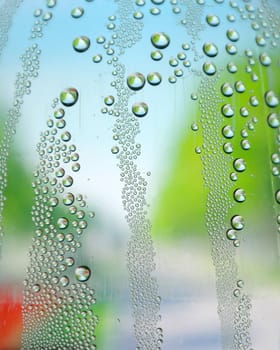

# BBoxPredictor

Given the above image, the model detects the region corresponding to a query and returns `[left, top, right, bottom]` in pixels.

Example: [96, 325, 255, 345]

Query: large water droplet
[267, 113, 280, 128]
[75, 266, 91, 282]
[203, 62, 216, 75]
[259, 52, 271, 66]
[203, 42, 218, 57]
[57, 217, 69, 229]
[71, 7, 84, 18]
[60, 88, 79, 107]
[222, 125, 234, 138]
[151, 32, 170, 49]
[127, 73, 146, 91]
[221, 83, 234, 97]
[231, 215, 245, 230]
[147, 72, 162, 85]
[206, 14, 220, 26]
[265, 91, 279, 108]
[72, 36, 91, 52]
[227, 29, 240, 41]
[132, 102, 148, 117]
[234, 188, 246, 203]
[222, 104, 235, 117]
[233, 158, 246, 172]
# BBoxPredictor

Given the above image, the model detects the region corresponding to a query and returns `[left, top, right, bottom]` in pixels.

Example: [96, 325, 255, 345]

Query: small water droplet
[75, 266, 91, 282]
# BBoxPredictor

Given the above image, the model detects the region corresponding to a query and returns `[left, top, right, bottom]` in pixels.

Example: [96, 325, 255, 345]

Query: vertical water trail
[0, 0, 55, 257]
[107, 1, 162, 348]
[198, 74, 252, 349]
[22, 89, 98, 349]
[0, 0, 22, 57]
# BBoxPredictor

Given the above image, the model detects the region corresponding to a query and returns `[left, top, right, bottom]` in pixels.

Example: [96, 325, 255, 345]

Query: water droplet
[63, 193, 75, 206]
[151, 50, 163, 61]
[226, 229, 237, 240]
[231, 215, 245, 230]
[227, 62, 238, 73]
[275, 190, 280, 204]
[63, 175, 74, 187]
[104, 95, 115, 106]
[71, 7, 84, 18]
[191, 123, 199, 131]
[267, 113, 280, 128]
[227, 29, 239, 41]
[221, 83, 234, 97]
[240, 107, 249, 117]
[32, 284, 41, 293]
[133, 11, 144, 19]
[151, 32, 170, 49]
[73, 36, 91, 52]
[61, 131, 71, 142]
[256, 35, 266, 46]
[222, 104, 235, 117]
[203, 42, 218, 57]
[234, 188, 246, 203]
[226, 43, 238, 55]
[203, 62, 216, 75]
[111, 146, 119, 154]
[66, 257, 75, 266]
[241, 139, 251, 150]
[233, 158, 246, 172]
[92, 54, 103, 63]
[57, 217, 69, 229]
[150, 7, 161, 15]
[151, 0, 164, 3]
[54, 108, 65, 119]
[222, 125, 234, 138]
[75, 266, 91, 282]
[132, 102, 148, 117]
[265, 91, 279, 108]
[249, 96, 259, 107]
[127, 73, 145, 91]
[223, 142, 233, 153]
[206, 14, 220, 26]
[237, 280, 244, 288]
[147, 72, 162, 86]
[60, 276, 69, 287]
[233, 289, 240, 297]
[259, 52, 271, 66]
[235, 81, 246, 93]
[60, 88, 79, 107]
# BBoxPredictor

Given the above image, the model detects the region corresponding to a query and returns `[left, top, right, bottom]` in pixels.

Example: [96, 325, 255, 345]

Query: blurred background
[0, 0, 279, 349]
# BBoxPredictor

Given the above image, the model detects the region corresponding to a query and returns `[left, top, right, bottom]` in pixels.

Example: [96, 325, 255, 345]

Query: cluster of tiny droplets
[0, 43, 41, 257]
[0, 0, 56, 257]
[22, 89, 98, 350]
[0, 0, 22, 56]
[31, 0, 57, 39]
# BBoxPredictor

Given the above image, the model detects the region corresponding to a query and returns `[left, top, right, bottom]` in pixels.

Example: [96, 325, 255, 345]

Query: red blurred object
[0, 286, 22, 350]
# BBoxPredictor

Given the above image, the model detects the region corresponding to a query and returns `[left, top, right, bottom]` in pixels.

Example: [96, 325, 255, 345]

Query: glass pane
[0, 0, 279, 349]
